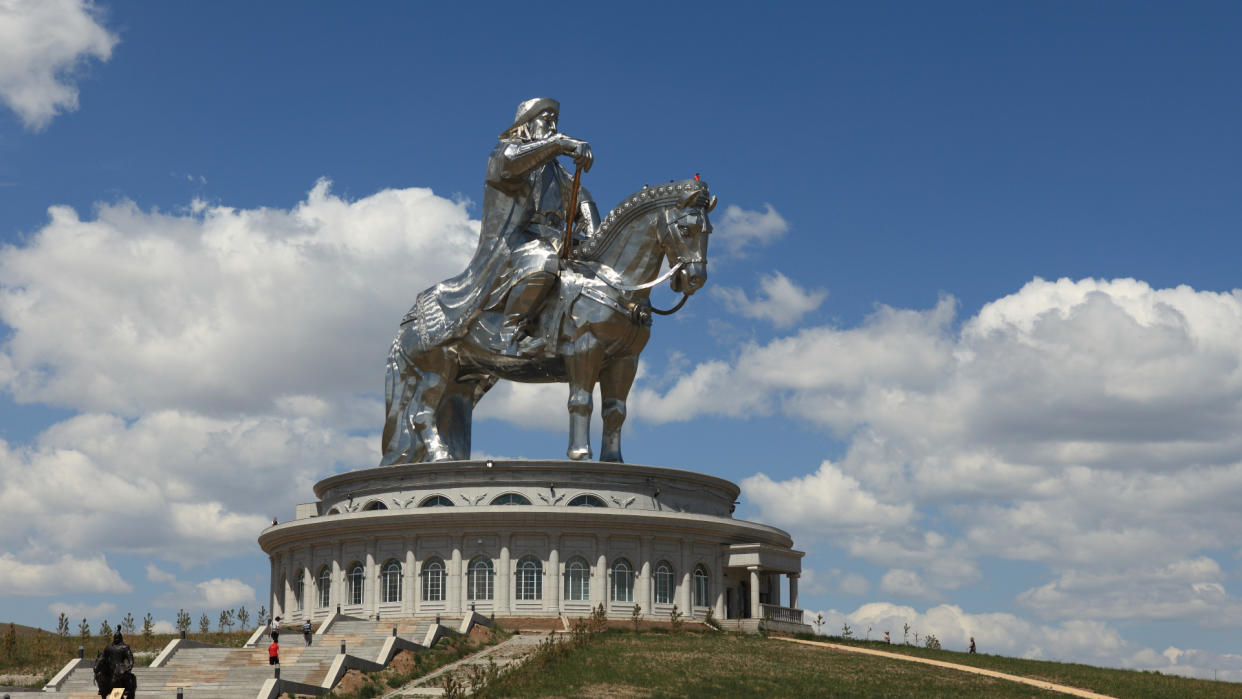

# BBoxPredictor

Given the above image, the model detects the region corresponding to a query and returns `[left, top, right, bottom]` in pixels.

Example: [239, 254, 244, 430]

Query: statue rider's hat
[500, 98, 559, 139]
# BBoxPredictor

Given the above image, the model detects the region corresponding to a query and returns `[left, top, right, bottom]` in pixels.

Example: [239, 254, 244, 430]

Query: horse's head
[660, 181, 715, 295]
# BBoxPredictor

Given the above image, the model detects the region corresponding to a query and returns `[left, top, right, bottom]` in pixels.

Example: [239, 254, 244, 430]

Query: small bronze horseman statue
[382, 98, 715, 465]
[93, 629, 136, 699]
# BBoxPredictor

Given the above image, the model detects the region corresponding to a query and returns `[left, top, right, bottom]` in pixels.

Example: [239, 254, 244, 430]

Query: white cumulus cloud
[715, 204, 788, 256]
[0, 553, 130, 595]
[711, 271, 827, 328]
[0, 0, 117, 130]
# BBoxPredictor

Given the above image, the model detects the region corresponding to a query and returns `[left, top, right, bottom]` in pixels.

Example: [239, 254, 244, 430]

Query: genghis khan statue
[402, 97, 598, 354]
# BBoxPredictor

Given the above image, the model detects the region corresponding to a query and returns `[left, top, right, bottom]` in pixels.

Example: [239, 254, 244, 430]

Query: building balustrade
[760, 603, 804, 625]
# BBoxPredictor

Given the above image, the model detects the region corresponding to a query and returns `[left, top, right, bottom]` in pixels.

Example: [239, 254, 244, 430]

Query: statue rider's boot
[502, 271, 556, 355]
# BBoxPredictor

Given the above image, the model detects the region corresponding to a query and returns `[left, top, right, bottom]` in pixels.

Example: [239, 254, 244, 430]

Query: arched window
[490, 493, 531, 505]
[382, 560, 402, 603]
[294, 569, 305, 611]
[422, 558, 445, 602]
[419, 495, 454, 507]
[694, 565, 709, 607]
[654, 562, 674, 605]
[317, 566, 332, 608]
[326, 507, 341, 515]
[567, 494, 606, 507]
[610, 559, 634, 603]
[515, 555, 542, 600]
[363, 501, 387, 511]
[348, 563, 364, 605]
[563, 557, 590, 601]
[467, 557, 494, 601]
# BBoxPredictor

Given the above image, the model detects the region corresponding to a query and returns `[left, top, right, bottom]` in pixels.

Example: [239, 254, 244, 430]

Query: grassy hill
[469, 630, 1242, 699]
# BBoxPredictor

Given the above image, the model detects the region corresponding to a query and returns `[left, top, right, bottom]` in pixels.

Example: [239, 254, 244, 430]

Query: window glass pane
[420, 495, 454, 507]
[350, 565, 364, 605]
[568, 494, 605, 507]
[611, 560, 633, 602]
[383, 562, 402, 603]
[694, 566, 709, 607]
[491, 493, 531, 505]
[515, 556, 542, 600]
[422, 560, 444, 602]
[564, 559, 589, 601]
[654, 563, 673, 605]
[467, 558, 494, 600]
[318, 568, 331, 608]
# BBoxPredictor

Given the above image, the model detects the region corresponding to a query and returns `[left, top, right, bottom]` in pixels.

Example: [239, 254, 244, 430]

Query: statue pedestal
[259, 460, 808, 633]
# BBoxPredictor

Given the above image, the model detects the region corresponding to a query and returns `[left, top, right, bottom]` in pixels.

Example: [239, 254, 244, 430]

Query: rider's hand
[560, 136, 593, 173]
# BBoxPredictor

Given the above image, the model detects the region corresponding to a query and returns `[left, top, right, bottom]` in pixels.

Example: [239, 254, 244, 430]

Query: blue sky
[2, 0, 1241, 681]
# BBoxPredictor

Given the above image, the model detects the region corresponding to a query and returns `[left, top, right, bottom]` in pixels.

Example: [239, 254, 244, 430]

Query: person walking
[268, 615, 281, 642]
[969, 636, 976, 654]
[302, 619, 313, 646]
[268, 639, 279, 666]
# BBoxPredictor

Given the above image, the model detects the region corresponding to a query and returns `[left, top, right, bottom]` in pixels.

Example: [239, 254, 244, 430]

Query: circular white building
[258, 459, 808, 632]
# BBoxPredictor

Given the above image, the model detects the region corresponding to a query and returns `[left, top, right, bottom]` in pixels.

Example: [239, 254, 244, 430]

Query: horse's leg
[438, 376, 486, 461]
[410, 347, 459, 462]
[564, 332, 604, 461]
[598, 353, 639, 463]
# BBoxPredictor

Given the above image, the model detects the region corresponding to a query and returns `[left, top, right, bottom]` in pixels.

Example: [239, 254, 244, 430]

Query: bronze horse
[381, 178, 714, 464]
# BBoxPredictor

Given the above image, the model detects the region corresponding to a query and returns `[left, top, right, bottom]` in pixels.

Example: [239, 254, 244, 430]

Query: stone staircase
[43, 617, 460, 699]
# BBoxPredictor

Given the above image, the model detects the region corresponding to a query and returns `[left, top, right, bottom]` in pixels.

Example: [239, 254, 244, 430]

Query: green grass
[478, 630, 1242, 698]
[799, 635, 1242, 699]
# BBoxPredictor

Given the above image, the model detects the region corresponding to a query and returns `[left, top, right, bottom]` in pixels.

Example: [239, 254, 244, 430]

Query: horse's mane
[577, 178, 710, 261]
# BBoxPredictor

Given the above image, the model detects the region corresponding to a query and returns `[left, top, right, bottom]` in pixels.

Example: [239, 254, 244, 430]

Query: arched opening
[348, 562, 364, 605]
[467, 557, 494, 601]
[317, 565, 332, 608]
[490, 493, 531, 505]
[515, 555, 543, 600]
[422, 558, 445, 601]
[654, 561, 675, 605]
[564, 557, 590, 601]
[419, 495, 454, 507]
[567, 494, 606, 507]
[610, 559, 634, 603]
[382, 560, 402, 603]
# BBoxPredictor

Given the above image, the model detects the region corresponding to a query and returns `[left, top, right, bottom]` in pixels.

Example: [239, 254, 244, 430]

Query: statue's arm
[575, 184, 600, 238]
[500, 134, 592, 178]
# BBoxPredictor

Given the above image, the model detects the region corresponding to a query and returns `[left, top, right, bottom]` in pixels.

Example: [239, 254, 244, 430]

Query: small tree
[924, 634, 941, 650]
[122, 612, 135, 634]
[913, 631, 921, 646]
[813, 613, 824, 635]
[3, 623, 17, 659]
[257, 606, 268, 626]
[198, 613, 210, 634]
[866, 625, 872, 641]
[57, 613, 70, 637]
[98, 619, 112, 638]
[142, 613, 154, 640]
[236, 606, 250, 630]
[841, 622, 853, 638]
[78, 618, 91, 641]
[630, 604, 642, 633]
[903, 621, 911, 645]
[669, 604, 683, 633]
[176, 609, 192, 635]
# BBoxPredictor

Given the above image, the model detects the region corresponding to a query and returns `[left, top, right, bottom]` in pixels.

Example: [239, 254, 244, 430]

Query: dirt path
[777, 637, 1114, 698]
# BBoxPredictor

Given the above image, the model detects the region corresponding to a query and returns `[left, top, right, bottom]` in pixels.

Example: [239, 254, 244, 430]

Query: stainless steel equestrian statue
[380, 98, 715, 465]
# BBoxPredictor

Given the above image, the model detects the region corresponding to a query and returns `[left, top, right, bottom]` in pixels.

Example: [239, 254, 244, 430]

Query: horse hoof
[567, 447, 592, 461]
[600, 452, 623, 463]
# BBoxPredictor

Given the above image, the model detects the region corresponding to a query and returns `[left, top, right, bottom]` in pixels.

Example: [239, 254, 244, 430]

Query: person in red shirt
[268, 640, 279, 665]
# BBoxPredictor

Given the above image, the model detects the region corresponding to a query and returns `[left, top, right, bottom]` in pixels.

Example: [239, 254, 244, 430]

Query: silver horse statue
[381, 178, 715, 464]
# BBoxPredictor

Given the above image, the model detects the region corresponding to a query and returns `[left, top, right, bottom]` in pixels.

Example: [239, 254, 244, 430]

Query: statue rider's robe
[400, 138, 593, 352]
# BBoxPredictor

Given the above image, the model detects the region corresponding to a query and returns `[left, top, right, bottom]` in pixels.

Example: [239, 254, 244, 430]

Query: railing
[761, 603, 804, 625]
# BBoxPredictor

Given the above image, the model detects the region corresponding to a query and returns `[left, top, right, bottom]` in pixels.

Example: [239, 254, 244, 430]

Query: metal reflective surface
[381, 99, 714, 465]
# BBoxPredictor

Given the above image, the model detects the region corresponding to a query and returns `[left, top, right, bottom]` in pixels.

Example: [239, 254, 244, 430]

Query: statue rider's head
[113, 630, 123, 644]
[501, 98, 559, 142]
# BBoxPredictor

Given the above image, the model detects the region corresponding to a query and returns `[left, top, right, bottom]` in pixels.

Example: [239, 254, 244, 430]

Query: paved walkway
[777, 637, 1114, 698]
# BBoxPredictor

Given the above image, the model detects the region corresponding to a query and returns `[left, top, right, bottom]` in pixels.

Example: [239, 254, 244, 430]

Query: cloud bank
[0, 0, 117, 130]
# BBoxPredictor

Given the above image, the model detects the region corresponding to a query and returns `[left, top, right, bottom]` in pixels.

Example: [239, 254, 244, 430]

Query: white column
[677, 541, 691, 616]
[404, 541, 415, 616]
[789, 574, 799, 610]
[749, 567, 761, 620]
[593, 553, 607, 606]
[449, 538, 463, 615]
[546, 546, 560, 614]
[332, 543, 343, 611]
[366, 540, 377, 618]
[497, 538, 511, 614]
[637, 537, 651, 614]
